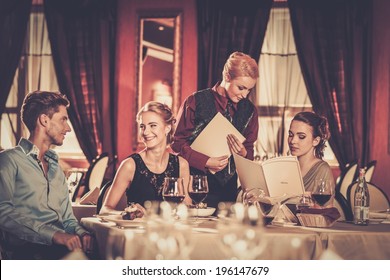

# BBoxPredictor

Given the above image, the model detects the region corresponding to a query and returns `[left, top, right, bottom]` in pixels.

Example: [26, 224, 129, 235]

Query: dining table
[80, 216, 390, 260]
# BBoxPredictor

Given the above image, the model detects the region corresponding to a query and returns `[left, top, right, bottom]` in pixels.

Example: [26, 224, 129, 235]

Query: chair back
[336, 160, 358, 199]
[364, 160, 377, 182]
[96, 180, 127, 214]
[86, 153, 109, 190]
[334, 192, 353, 221]
[67, 171, 84, 202]
[347, 181, 390, 212]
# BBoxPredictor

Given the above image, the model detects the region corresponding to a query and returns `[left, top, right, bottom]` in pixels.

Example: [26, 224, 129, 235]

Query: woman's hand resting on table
[122, 203, 146, 220]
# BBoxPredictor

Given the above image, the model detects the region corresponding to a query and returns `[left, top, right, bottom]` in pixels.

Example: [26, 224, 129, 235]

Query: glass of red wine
[188, 175, 209, 220]
[162, 177, 185, 217]
[311, 179, 333, 209]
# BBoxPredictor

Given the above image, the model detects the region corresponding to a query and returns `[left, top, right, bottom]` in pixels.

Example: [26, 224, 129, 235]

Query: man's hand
[52, 231, 82, 251]
[53, 231, 94, 253]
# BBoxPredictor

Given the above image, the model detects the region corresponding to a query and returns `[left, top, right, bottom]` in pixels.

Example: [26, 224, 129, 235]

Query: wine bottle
[353, 168, 370, 225]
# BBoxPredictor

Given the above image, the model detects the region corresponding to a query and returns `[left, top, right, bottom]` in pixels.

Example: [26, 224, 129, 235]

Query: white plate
[102, 215, 145, 228]
[188, 207, 216, 217]
[271, 221, 297, 227]
[369, 212, 390, 219]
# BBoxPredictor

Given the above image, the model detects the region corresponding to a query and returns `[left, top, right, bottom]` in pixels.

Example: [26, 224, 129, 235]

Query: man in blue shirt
[0, 91, 92, 259]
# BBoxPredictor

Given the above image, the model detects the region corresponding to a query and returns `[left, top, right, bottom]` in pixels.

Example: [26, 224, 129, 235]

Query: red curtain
[0, 0, 32, 115]
[44, 0, 117, 163]
[196, 0, 273, 89]
[288, 0, 373, 168]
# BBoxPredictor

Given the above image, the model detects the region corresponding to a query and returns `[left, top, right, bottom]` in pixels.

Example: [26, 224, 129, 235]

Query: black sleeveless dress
[125, 153, 180, 206]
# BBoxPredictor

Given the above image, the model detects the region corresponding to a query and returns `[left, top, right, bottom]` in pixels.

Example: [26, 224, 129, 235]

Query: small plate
[189, 207, 216, 217]
[271, 221, 297, 227]
[102, 215, 145, 228]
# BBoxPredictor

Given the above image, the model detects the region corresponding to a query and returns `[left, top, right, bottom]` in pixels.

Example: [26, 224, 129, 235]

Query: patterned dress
[125, 153, 180, 206]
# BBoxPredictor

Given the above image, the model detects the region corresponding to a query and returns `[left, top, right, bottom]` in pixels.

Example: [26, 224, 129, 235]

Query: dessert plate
[101, 215, 144, 228]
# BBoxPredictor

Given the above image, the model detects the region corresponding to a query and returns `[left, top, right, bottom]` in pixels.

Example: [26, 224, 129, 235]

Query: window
[0, 5, 85, 160]
[256, 6, 337, 166]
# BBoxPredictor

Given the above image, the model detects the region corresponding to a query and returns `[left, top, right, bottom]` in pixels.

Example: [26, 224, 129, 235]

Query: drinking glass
[242, 188, 265, 207]
[311, 179, 333, 208]
[66, 170, 82, 201]
[188, 175, 209, 219]
[162, 177, 185, 216]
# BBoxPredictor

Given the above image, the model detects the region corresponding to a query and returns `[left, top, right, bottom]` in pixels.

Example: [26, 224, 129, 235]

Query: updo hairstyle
[292, 111, 330, 159]
[136, 101, 176, 145]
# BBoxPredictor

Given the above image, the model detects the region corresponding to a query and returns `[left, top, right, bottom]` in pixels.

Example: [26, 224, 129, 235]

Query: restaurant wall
[115, 0, 198, 162]
[114, 0, 390, 200]
[370, 0, 390, 197]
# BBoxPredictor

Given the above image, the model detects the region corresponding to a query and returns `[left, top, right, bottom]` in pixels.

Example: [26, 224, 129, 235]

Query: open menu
[233, 153, 305, 198]
[79, 187, 100, 205]
[190, 112, 246, 157]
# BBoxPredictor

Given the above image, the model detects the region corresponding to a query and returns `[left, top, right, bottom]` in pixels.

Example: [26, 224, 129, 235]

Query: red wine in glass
[162, 177, 185, 217]
[312, 179, 333, 208]
[311, 194, 332, 207]
[188, 192, 207, 204]
[189, 175, 209, 219]
[163, 194, 186, 204]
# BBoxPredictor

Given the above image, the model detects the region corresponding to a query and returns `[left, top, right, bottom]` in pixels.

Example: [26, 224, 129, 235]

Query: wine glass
[162, 177, 185, 216]
[217, 203, 266, 259]
[242, 188, 265, 207]
[66, 170, 82, 201]
[311, 179, 333, 209]
[188, 175, 209, 220]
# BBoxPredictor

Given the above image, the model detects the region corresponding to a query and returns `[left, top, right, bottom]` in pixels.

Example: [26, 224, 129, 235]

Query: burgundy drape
[196, 0, 273, 89]
[288, 0, 373, 168]
[44, 0, 116, 162]
[0, 0, 31, 115]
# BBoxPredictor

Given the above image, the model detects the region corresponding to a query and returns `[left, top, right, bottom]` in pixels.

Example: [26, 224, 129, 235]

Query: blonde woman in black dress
[100, 101, 190, 216]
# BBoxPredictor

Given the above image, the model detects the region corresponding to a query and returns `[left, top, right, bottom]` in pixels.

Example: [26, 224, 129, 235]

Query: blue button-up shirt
[0, 138, 87, 245]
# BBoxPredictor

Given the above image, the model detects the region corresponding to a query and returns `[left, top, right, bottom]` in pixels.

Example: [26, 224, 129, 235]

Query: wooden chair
[73, 153, 110, 201]
[334, 191, 353, 221]
[96, 180, 127, 214]
[347, 181, 390, 212]
[364, 160, 377, 182]
[67, 170, 84, 202]
[336, 160, 358, 200]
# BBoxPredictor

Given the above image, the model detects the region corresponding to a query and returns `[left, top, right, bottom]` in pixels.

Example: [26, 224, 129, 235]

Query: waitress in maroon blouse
[172, 52, 259, 208]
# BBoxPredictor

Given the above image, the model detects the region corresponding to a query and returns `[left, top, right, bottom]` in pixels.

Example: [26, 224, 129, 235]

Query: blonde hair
[136, 101, 176, 144]
[222, 51, 259, 81]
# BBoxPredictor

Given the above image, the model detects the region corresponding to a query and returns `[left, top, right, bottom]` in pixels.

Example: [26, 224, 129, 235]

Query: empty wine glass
[217, 203, 266, 259]
[311, 179, 333, 209]
[162, 177, 185, 217]
[188, 175, 209, 220]
[66, 170, 82, 201]
[242, 188, 265, 207]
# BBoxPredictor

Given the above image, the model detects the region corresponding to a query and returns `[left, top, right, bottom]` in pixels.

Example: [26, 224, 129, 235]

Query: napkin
[369, 212, 390, 219]
[298, 207, 341, 221]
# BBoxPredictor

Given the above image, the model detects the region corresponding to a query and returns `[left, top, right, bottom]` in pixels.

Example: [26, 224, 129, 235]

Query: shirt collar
[211, 82, 237, 110]
[18, 138, 59, 162]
